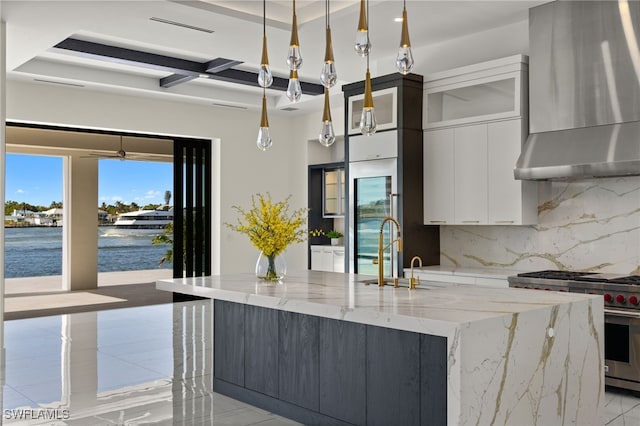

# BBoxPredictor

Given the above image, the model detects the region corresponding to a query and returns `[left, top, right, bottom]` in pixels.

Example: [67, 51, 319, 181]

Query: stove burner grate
[516, 270, 596, 280]
[607, 275, 640, 285]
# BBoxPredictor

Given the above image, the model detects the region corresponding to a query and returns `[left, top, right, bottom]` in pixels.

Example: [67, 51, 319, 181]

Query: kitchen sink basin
[359, 277, 457, 290]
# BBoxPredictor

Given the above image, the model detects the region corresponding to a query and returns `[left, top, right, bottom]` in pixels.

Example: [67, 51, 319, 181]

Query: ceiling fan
[83, 135, 170, 162]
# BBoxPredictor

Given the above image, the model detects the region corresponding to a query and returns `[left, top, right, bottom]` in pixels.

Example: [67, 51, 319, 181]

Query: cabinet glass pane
[351, 93, 394, 129]
[427, 77, 515, 124]
[324, 170, 338, 216]
[354, 176, 391, 275]
[339, 169, 345, 215]
[324, 168, 344, 217]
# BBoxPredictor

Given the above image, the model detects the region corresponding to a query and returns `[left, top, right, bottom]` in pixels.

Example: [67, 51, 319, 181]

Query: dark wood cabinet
[244, 305, 279, 398]
[319, 318, 367, 425]
[278, 310, 320, 411]
[213, 300, 245, 386]
[421, 334, 448, 425]
[213, 300, 447, 426]
[308, 162, 344, 269]
[342, 74, 440, 270]
[366, 325, 421, 426]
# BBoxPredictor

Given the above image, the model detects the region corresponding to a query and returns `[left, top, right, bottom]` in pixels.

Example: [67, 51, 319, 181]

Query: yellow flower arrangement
[226, 193, 307, 280]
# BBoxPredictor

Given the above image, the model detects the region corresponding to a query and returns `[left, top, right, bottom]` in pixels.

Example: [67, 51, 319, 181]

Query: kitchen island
[157, 270, 603, 425]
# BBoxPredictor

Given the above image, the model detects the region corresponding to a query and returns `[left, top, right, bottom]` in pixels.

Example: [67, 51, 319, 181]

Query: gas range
[508, 270, 640, 311]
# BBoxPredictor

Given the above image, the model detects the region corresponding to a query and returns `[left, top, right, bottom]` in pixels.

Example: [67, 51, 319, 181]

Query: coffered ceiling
[2, 1, 544, 114]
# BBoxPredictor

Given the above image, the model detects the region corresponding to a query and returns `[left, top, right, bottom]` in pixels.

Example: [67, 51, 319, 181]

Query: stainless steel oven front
[605, 309, 640, 392]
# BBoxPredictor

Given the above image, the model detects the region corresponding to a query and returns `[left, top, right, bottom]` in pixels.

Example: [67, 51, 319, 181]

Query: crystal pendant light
[354, 0, 371, 57]
[286, 0, 303, 70]
[286, 69, 302, 102]
[257, 92, 272, 151]
[258, 0, 273, 87]
[320, 0, 337, 88]
[360, 68, 377, 136]
[395, 0, 414, 75]
[319, 88, 336, 147]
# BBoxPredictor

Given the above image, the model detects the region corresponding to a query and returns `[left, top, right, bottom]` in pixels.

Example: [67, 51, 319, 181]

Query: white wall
[376, 19, 530, 76]
[6, 80, 309, 274]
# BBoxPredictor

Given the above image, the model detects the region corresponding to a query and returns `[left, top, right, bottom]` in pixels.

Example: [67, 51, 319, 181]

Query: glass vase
[256, 251, 286, 281]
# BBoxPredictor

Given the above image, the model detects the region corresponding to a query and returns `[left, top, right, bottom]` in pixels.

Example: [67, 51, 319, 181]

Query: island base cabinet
[366, 326, 421, 426]
[319, 319, 366, 425]
[213, 300, 245, 386]
[244, 305, 278, 398]
[278, 311, 320, 411]
[212, 300, 447, 426]
[420, 334, 448, 425]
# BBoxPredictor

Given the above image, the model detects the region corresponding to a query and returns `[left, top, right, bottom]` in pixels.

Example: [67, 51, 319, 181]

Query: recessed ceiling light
[394, 17, 403, 22]
[150, 17, 215, 34]
[212, 103, 248, 110]
[34, 79, 85, 88]
[281, 107, 299, 112]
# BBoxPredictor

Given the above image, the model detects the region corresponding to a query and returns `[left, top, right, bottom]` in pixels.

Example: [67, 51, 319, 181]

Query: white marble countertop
[404, 265, 526, 280]
[157, 270, 597, 337]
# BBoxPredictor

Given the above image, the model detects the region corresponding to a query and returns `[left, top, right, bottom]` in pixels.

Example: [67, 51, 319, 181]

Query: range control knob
[604, 293, 613, 303]
[630, 296, 639, 306]
[616, 294, 626, 304]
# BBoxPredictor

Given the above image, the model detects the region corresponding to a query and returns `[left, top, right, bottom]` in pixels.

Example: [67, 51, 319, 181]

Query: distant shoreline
[4, 223, 114, 228]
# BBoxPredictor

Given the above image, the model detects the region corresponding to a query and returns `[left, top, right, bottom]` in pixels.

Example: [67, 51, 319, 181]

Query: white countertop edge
[157, 279, 460, 337]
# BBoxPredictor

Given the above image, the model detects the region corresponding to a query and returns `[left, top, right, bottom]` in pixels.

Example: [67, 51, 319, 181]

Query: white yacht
[102, 208, 173, 235]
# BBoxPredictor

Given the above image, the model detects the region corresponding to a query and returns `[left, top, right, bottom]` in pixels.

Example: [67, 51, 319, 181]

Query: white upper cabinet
[423, 128, 454, 224]
[488, 119, 537, 225]
[453, 124, 488, 224]
[422, 55, 537, 226]
[424, 55, 527, 129]
[424, 118, 537, 225]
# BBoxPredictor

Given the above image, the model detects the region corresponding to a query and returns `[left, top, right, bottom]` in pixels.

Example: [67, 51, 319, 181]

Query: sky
[6, 153, 173, 207]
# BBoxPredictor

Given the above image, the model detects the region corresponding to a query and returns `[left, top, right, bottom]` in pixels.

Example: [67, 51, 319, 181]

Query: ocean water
[4, 227, 171, 278]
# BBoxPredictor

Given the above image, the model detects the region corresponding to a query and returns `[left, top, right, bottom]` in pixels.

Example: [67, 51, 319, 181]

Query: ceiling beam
[160, 74, 198, 88]
[205, 58, 243, 73]
[54, 38, 323, 95]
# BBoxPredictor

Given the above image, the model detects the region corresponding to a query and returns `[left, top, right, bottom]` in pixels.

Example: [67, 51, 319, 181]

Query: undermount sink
[359, 277, 457, 290]
[359, 277, 419, 288]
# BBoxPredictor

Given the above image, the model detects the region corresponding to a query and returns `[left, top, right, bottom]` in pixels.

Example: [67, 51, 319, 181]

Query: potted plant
[326, 230, 343, 246]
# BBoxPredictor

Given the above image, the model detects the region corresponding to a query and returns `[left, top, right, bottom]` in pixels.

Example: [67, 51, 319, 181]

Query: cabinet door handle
[462, 220, 480, 224]
[494, 220, 515, 224]
[334, 251, 344, 256]
[429, 220, 447, 224]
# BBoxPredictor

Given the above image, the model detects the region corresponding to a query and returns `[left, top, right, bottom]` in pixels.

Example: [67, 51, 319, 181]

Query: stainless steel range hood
[515, 0, 640, 180]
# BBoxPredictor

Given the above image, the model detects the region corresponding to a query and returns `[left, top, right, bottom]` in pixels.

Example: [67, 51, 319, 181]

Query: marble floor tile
[3, 299, 637, 425]
[1, 300, 300, 425]
[605, 387, 640, 425]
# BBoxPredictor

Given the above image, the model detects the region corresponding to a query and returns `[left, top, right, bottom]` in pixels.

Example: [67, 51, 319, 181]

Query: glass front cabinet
[323, 167, 345, 217]
[423, 55, 526, 129]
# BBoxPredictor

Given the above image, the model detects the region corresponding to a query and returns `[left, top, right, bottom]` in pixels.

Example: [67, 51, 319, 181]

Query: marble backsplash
[440, 176, 640, 274]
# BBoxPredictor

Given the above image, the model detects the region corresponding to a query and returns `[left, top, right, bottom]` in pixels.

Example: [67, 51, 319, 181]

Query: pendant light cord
[326, 0, 330, 29]
[366, 0, 370, 69]
[263, 0, 266, 36]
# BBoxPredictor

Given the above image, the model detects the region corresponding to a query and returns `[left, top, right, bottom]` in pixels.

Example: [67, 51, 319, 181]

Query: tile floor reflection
[1, 299, 638, 425]
[2, 300, 299, 425]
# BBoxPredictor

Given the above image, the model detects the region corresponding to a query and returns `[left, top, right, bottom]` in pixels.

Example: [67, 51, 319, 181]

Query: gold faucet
[377, 216, 402, 287]
[409, 256, 423, 290]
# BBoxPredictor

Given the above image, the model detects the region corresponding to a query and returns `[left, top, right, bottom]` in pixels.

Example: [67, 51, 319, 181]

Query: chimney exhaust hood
[515, 0, 640, 181]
